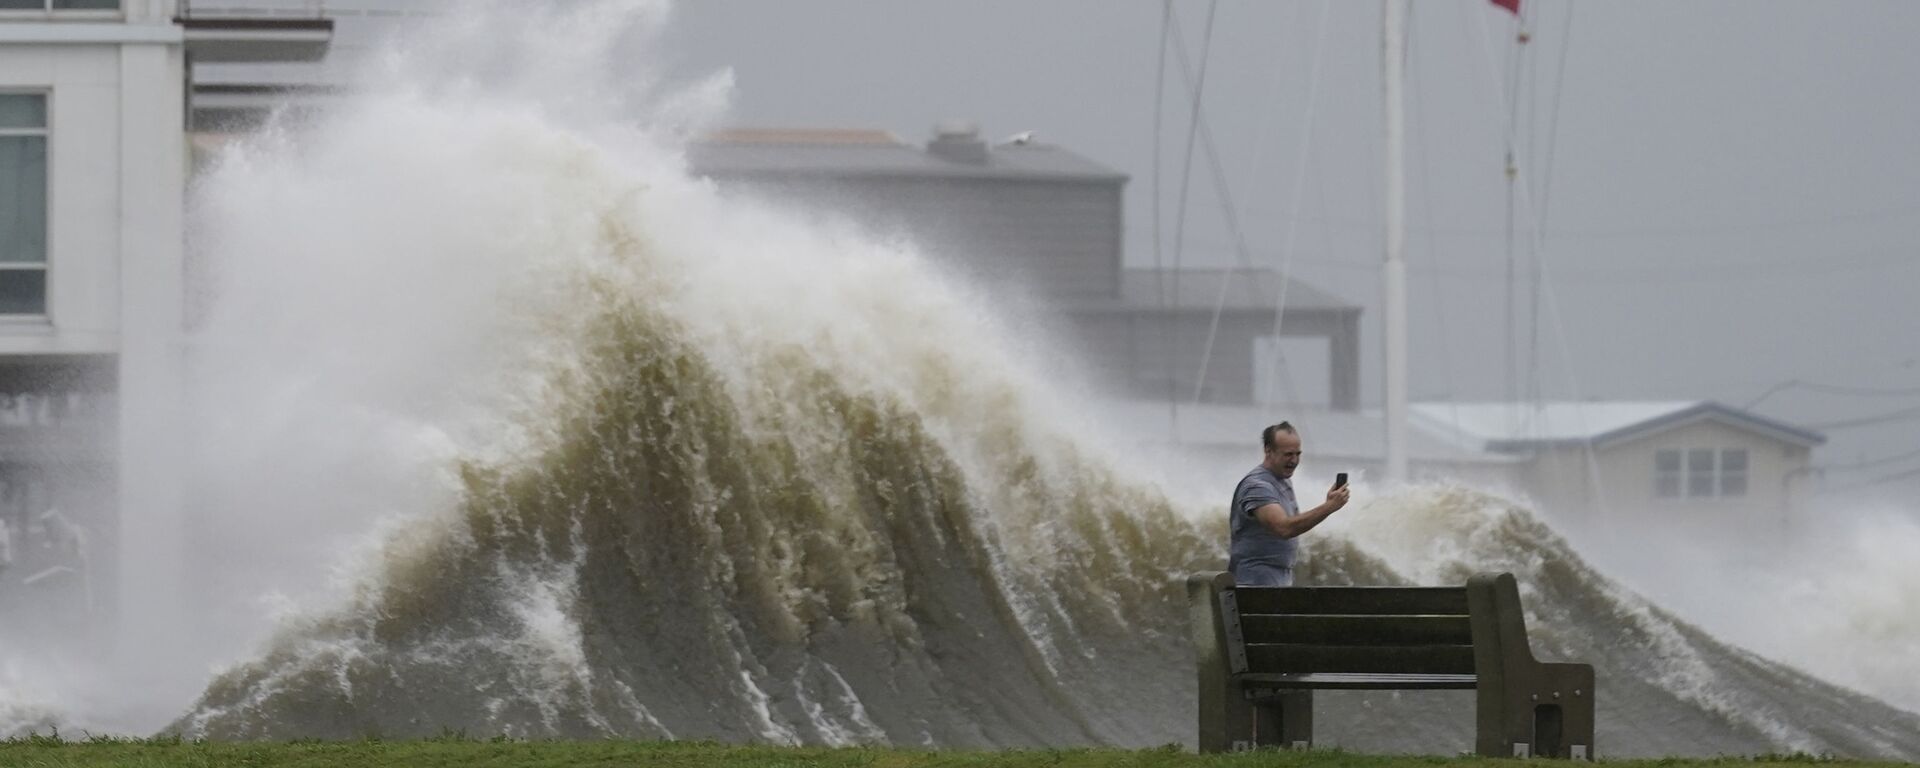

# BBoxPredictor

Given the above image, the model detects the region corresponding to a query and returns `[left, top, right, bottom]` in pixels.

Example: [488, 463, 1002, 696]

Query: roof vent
[927, 120, 989, 164]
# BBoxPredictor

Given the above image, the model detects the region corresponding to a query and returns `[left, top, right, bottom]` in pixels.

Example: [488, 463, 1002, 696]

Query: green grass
[0, 735, 1907, 768]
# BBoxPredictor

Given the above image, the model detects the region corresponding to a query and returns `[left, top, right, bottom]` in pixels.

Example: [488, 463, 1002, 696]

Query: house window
[1654, 449, 1682, 498]
[1655, 447, 1749, 499]
[1719, 449, 1748, 497]
[0, 93, 47, 317]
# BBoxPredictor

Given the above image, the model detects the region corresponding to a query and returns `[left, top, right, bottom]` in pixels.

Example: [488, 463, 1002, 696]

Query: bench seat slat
[1244, 643, 1477, 674]
[1232, 586, 1469, 616]
[1239, 614, 1473, 646]
[1237, 672, 1478, 691]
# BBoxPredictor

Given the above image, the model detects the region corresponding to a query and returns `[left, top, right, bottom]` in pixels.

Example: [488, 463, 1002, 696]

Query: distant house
[1412, 401, 1826, 526]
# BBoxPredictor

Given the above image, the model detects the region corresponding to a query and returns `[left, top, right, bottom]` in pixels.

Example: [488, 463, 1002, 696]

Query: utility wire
[1825, 462, 1920, 493]
[1819, 444, 1920, 473]
[1805, 404, 1920, 431]
[1746, 378, 1920, 409]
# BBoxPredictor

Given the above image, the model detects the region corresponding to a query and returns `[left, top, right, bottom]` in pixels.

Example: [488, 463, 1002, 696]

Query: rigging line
[1182, 0, 1333, 414]
[1523, 2, 1541, 211]
[1186, 132, 1302, 408]
[1528, 0, 1576, 417]
[1251, 0, 1335, 416]
[1164, 0, 1220, 413]
[1163, 1, 1303, 413]
[1499, 0, 1523, 410]
[1523, 30, 1540, 410]
[1152, 0, 1174, 436]
[1503, 149, 1516, 407]
[1517, 3, 1538, 414]
[1534, 0, 1577, 235]
[1409, 0, 1464, 436]
[1470, 0, 1611, 519]
[1162, 4, 1272, 406]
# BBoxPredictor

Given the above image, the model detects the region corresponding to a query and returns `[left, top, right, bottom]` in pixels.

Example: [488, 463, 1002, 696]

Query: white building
[0, 0, 328, 642]
[1412, 401, 1826, 532]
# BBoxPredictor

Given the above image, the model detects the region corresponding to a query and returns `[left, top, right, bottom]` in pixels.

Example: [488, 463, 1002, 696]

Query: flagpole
[1382, 0, 1409, 484]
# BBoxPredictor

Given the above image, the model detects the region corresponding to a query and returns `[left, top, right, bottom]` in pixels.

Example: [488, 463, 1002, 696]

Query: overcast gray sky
[656, 0, 1920, 501]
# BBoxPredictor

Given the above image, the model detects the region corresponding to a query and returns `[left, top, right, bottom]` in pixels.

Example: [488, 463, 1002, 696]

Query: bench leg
[1202, 690, 1314, 752]
[1198, 681, 1254, 753]
[1477, 663, 1595, 759]
[1549, 664, 1596, 760]
[1252, 691, 1313, 750]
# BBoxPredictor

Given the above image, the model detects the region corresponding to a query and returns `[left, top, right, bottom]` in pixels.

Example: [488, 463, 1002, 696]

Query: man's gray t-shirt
[1229, 466, 1298, 571]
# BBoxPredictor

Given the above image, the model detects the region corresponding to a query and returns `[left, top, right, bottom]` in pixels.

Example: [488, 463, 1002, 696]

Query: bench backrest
[1223, 584, 1476, 675]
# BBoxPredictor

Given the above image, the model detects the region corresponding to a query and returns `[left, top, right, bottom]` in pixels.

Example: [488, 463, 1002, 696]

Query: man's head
[1261, 422, 1302, 478]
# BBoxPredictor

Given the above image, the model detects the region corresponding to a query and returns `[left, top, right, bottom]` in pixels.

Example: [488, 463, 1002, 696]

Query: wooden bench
[1188, 571, 1594, 759]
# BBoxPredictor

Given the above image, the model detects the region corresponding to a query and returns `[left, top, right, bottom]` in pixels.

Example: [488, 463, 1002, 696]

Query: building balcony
[177, 0, 331, 63]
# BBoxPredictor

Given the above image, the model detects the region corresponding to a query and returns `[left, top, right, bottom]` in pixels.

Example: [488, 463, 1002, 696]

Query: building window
[1685, 448, 1715, 497]
[0, 1, 120, 11]
[1655, 447, 1749, 499]
[1655, 449, 1682, 498]
[1719, 449, 1748, 497]
[0, 93, 47, 317]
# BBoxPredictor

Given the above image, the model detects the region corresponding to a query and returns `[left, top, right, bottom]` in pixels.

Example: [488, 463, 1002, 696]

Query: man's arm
[1254, 486, 1352, 539]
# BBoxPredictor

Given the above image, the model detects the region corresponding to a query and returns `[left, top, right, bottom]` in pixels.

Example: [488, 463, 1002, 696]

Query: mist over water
[1, 0, 1917, 757]
[1549, 501, 1920, 716]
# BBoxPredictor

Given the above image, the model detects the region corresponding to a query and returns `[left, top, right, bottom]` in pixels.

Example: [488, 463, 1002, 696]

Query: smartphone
[1334, 472, 1348, 490]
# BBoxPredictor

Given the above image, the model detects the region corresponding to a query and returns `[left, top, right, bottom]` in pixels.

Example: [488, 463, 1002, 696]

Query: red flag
[1491, 0, 1520, 14]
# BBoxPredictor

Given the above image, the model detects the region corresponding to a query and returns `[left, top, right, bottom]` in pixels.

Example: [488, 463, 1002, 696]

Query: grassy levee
[0, 737, 1909, 768]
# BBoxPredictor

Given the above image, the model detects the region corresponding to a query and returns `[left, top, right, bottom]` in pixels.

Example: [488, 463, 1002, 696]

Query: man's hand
[1321, 485, 1351, 514]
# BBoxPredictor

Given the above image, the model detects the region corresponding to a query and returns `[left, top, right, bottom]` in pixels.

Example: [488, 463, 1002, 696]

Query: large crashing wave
[178, 278, 1210, 745]
[166, 1, 1920, 758]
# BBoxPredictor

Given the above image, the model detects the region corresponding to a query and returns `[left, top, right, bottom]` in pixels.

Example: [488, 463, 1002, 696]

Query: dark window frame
[0, 91, 49, 318]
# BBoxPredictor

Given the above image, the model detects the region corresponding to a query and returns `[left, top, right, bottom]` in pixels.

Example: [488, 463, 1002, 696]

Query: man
[1229, 422, 1350, 586]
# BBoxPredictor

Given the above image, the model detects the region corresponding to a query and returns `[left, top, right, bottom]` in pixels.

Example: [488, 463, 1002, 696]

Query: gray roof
[686, 131, 1127, 182]
[1062, 268, 1357, 314]
[1412, 400, 1828, 451]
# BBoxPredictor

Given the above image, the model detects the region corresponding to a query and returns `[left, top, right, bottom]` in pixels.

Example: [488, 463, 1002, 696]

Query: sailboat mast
[1382, 0, 1409, 483]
